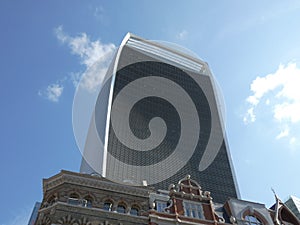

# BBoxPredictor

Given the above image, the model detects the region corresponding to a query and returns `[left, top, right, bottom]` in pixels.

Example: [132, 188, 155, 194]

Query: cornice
[43, 170, 154, 197]
[39, 201, 149, 223]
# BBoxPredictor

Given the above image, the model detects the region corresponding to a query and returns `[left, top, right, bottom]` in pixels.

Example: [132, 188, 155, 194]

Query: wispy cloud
[55, 26, 115, 68]
[244, 63, 300, 146]
[2, 207, 31, 225]
[38, 83, 64, 102]
[54, 25, 116, 92]
[39, 26, 116, 102]
[243, 107, 256, 124]
[276, 127, 289, 139]
[94, 6, 104, 21]
[176, 30, 188, 41]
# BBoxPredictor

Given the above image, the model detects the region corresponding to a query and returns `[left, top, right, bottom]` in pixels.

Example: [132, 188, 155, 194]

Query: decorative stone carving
[38, 216, 51, 225]
[230, 216, 237, 224]
[74, 217, 91, 225]
[57, 214, 76, 225]
[172, 175, 211, 201]
[99, 221, 113, 225]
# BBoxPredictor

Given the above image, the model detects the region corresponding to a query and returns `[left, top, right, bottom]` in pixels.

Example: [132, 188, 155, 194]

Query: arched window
[68, 193, 80, 205]
[130, 206, 139, 216]
[83, 195, 93, 208]
[117, 204, 126, 213]
[244, 215, 263, 225]
[103, 200, 113, 211]
[47, 195, 56, 206]
[69, 193, 79, 199]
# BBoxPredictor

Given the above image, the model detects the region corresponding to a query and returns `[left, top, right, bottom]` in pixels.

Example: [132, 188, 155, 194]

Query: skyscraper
[27, 202, 41, 225]
[285, 196, 300, 220]
[80, 33, 239, 203]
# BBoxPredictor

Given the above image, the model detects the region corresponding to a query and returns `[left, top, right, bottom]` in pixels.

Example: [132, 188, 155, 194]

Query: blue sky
[1, 1, 300, 224]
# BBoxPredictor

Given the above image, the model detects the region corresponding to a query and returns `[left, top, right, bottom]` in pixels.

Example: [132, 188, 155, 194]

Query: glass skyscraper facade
[27, 202, 41, 225]
[80, 33, 239, 203]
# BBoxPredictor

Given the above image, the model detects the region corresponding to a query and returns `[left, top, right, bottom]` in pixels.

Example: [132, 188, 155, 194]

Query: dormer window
[183, 201, 203, 219]
[244, 215, 263, 225]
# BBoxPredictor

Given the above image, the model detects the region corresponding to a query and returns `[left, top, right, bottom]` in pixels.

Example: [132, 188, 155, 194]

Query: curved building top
[122, 33, 211, 76]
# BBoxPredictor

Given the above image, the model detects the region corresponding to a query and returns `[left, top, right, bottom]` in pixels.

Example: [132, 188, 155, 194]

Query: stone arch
[241, 207, 268, 224]
[46, 194, 57, 206]
[116, 200, 128, 213]
[69, 192, 80, 199]
[102, 198, 115, 211]
[82, 194, 94, 207]
[129, 203, 141, 216]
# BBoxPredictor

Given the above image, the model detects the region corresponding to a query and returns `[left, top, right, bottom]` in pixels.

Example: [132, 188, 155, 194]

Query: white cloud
[244, 63, 300, 146]
[243, 107, 256, 123]
[246, 95, 259, 106]
[176, 30, 188, 40]
[274, 101, 300, 123]
[54, 25, 68, 43]
[276, 128, 289, 139]
[54, 25, 116, 92]
[265, 99, 270, 105]
[40, 26, 116, 102]
[290, 137, 296, 145]
[69, 72, 81, 88]
[39, 83, 64, 102]
[79, 60, 111, 92]
[94, 6, 104, 20]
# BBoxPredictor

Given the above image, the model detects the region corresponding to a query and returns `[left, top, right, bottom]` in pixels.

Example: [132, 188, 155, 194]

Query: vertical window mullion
[183, 201, 203, 219]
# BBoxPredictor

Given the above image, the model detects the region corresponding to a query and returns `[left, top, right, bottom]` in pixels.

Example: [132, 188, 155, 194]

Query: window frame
[155, 200, 167, 212]
[130, 206, 140, 216]
[116, 204, 127, 213]
[83, 195, 93, 208]
[103, 200, 113, 211]
[243, 215, 263, 225]
[183, 200, 204, 219]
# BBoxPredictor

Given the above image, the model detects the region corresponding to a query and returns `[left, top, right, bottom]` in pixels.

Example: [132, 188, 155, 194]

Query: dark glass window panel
[117, 205, 126, 213]
[130, 207, 139, 216]
[104, 202, 112, 211]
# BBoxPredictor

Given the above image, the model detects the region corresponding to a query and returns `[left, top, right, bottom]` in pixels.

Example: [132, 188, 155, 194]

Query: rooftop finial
[272, 188, 281, 225]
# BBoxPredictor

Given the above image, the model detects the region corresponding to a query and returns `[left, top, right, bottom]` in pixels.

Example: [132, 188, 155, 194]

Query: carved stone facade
[35, 170, 152, 225]
[34, 171, 300, 225]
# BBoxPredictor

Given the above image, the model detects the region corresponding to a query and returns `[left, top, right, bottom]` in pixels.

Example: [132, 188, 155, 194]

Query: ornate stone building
[34, 170, 300, 225]
[35, 170, 152, 225]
